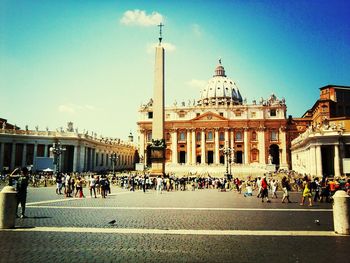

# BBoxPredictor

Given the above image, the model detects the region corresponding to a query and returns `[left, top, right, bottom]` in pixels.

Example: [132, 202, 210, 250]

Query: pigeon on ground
[108, 220, 116, 225]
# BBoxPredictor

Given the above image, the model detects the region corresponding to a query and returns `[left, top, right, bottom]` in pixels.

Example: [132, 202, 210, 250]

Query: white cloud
[192, 24, 202, 37]
[58, 104, 99, 114]
[147, 42, 176, 53]
[120, 9, 164, 26]
[186, 79, 207, 89]
[58, 104, 76, 114]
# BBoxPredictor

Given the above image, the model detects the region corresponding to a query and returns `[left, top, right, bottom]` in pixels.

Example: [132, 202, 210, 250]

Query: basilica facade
[137, 62, 291, 170]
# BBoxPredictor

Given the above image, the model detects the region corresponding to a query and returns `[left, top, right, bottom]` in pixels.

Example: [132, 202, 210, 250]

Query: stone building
[291, 85, 350, 177]
[137, 61, 290, 172]
[0, 119, 136, 173]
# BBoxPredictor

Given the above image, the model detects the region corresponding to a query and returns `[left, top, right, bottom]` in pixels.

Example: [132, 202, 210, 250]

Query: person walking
[281, 176, 292, 203]
[143, 175, 147, 193]
[313, 178, 321, 202]
[55, 173, 63, 195]
[89, 175, 97, 198]
[256, 177, 262, 198]
[260, 176, 271, 203]
[156, 176, 163, 194]
[15, 167, 30, 218]
[65, 174, 72, 197]
[300, 176, 313, 206]
[75, 176, 85, 198]
[100, 175, 107, 198]
[271, 179, 278, 199]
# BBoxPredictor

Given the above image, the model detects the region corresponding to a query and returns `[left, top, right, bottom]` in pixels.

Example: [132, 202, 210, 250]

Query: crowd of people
[4, 167, 350, 218]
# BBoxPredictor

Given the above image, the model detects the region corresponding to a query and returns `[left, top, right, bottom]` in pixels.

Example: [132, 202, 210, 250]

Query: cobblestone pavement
[0, 186, 349, 263]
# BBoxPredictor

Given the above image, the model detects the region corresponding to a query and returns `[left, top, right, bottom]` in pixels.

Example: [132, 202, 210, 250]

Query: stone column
[309, 146, 317, 176]
[139, 129, 145, 164]
[72, 146, 78, 172]
[258, 128, 266, 164]
[33, 143, 38, 168]
[10, 143, 16, 170]
[89, 148, 93, 171]
[186, 129, 191, 165]
[171, 129, 178, 164]
[201, 129, 206, 164]
[244, 128, 249, 164]
[316, 145, 323, 177]
[334, 144, 341, 178]
[191, 130, 196, 164]
[22, 144, 27, 167]
[214, 128, 220, 164]
[96, 152, 99, 170]
[0, 143, 4, 170]
[280, 128, 287, 168]
[230, 130, 234, 149]
[80, 146, 86, 172]
[44, 145, 48, 157]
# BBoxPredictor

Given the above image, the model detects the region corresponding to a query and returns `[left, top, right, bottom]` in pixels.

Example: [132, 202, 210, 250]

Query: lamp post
[109, 153, 118, 175]
[50, 142, 66, 175]
[220, 145, 234, 180]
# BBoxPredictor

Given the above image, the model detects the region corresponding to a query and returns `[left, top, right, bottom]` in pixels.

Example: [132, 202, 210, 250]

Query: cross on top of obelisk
[158, 23, 164, 45]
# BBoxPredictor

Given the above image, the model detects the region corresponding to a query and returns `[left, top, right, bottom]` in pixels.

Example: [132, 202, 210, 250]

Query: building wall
[0, 128, 136, 173]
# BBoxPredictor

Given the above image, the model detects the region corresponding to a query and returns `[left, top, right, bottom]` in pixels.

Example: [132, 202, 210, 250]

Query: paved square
[0, 186, 349, 263]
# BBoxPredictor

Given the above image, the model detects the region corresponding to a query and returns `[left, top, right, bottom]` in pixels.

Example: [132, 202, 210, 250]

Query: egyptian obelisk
[150, 23, 165, 176]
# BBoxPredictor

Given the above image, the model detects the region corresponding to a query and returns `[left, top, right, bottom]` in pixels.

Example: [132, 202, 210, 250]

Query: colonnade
[292, 144, 342, 177]
[0, 141, 135, 173]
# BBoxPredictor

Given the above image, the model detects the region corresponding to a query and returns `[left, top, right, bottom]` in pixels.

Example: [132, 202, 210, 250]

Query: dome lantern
[214, 59, 226, 77]
[198, 60, 243, 106]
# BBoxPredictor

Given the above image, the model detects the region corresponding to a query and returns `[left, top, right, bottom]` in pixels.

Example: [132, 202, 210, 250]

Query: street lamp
[109, 153, 118, 175]
[220, 145, 234, 179]
[50, 142, 66, 175]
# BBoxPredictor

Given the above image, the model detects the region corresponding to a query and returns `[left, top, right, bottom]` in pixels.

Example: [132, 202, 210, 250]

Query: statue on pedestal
[268, 154, 273, 165]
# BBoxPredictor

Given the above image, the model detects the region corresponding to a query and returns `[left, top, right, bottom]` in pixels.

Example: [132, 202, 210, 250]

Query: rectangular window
[270, 109, 276, 117]
[252, 132, 257, 141]
[251, 112, 256, 118]
[148, 112, 153, 119]
[235, 111, 241, 117]
[207, 131, 213, 141]
[270, 131, 278, 141]
[179, 132, 186, 141]
[219, 132, 225, 141]
[196, 113, 200, 117]
[196, 132, 201, 141]
[235, 131, 242, 141]
[147, 132, 152, 142]
[219, 112, 223, 116]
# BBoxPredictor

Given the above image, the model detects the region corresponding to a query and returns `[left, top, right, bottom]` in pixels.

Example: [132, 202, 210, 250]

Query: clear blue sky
[1, 0, 349, 139]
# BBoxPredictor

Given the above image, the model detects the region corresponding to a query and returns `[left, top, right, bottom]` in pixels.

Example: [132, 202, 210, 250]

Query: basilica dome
[199, 61, 242, 105]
